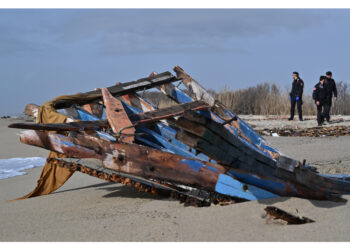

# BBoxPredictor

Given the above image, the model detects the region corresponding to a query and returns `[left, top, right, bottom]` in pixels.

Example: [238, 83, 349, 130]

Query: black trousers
[326, 101, 333, 122]
[290, 98, 303, 120]
[317, 103, 331, 124]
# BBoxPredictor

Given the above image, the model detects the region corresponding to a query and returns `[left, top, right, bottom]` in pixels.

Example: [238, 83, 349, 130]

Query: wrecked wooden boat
[9, 66, 350, 206]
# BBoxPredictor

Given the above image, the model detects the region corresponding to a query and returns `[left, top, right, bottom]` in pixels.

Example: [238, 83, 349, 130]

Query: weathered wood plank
[53, 71, 177, 109]
[129, 100, 209, 124]
[8, 120, 109, 131]
[173, 66, 216, 106]
[102, 88, 135, 143]
[19, 130, 103, 160]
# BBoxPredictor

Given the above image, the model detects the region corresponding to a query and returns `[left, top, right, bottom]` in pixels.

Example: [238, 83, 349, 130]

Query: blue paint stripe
[215, 173, 279, 201]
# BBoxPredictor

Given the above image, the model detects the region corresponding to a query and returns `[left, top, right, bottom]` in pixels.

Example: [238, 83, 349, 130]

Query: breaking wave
[0, 157, 46, 180]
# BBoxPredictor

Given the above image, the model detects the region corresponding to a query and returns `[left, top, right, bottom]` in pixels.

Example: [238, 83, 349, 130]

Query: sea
[0, 157, 46, 180]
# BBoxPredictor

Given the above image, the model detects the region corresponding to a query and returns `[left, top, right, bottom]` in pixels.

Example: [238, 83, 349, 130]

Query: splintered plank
[8, 120, 109, 131]
[102, 88, 135, 143]
[121, 93, 155, 112]
[53, 71, 177, 109]
[173, 66, 216, 106]
[129, 100, 209, 124]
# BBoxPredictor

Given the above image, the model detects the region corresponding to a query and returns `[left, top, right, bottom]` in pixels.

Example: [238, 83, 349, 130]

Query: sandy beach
[1, 117, 350, 241]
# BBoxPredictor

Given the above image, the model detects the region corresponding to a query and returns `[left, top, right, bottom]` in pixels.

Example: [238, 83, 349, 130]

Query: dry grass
[144, 82, 350, 115]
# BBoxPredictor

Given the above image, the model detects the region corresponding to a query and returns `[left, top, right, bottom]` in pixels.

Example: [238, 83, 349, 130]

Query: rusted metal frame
[53, 71, 177, 109]
[18, 130, 278, 201]
[172, 66, 280, 158]
[173, 111, 349, 201]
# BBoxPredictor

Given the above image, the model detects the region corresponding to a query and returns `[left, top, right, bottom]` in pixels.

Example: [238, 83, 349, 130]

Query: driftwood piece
[264, 206, 315, 225]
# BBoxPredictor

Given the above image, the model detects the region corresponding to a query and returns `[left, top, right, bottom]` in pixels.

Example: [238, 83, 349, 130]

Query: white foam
[0, 157, 46, 180]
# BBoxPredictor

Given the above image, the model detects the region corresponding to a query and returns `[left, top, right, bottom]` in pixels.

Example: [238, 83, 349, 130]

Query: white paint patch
[0, 157, 46, 180]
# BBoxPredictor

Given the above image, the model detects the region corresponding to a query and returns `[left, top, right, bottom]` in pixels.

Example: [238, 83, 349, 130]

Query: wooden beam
[173, 66, 216, 106]
[53, 71, 177, 109]
[101, 88, 135, 143]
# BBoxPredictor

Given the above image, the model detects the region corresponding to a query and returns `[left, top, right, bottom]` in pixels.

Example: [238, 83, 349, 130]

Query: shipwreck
[9, 66, 350, 206]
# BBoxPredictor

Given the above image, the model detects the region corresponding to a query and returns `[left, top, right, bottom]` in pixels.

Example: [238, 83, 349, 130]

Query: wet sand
[1, 117, 350, 241]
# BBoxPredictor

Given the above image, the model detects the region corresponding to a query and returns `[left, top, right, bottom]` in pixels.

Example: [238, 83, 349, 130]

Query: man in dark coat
[288, 72, 304, 121]
[313, 76, 331, 126]
[324, 71, 338, 122]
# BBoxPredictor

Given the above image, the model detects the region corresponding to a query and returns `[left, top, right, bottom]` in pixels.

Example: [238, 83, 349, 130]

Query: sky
[1, 9, 350, 115]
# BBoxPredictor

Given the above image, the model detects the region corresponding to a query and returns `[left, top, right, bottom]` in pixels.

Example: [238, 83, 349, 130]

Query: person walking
[313, 76, 331, 126]
[324, 71, 338, 122]
[288, 72, 304, 121]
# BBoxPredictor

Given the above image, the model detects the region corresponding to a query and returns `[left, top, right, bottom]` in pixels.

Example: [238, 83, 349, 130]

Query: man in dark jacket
[313, 76, 331, 126]
[324, 71, 338, 122]
[288, 72, 304, 121]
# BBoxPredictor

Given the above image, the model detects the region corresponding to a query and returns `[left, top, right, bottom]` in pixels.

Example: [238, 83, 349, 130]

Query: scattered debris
[264, 206, 315, 225]
[257, 126, 350, 137]
[8, 66, 350, 206]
